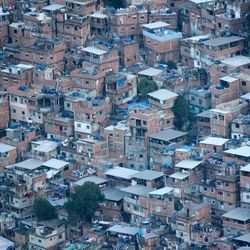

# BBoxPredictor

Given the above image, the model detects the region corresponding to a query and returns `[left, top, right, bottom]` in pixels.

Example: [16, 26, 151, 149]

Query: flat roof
[142, 21, 169, 30]
[190, 0, 213, 3]
[169, 172, 189, 180]
[210, 109, 230, 115]
[103, 188, 125, 201]
[138, 67, 163, 77]
[0, 236, 13, 250]
[33, 140, 58, 153]
[203, 36, 244, 47]
[147, 89, 178, 101]
[149, 186, 173, 196]
[46, 169, 60, 179]
[221, 56, 250, 67]
[105, 167, 139, 180]
[223, 207, 250, 221]
[121, 185, 155, 197]
[12, 159, 44, 170]
[150, 129, 186, 141]
[90, 11, 107, 18]
[132, 170, 164, 181]
[235, 233, 250, 244]
[0, 142, 16, 153]
[108, 224, 139, 236]
[200, 137, 229, 146]
[74, 176, 108, 186]
[240, 164, 250, 173]
[42, 4, 65, 11]
[224, 146, 250, 157]
[43, 158, 68, 170]
[241, 93, 250, 101]
[220, 75, 238, 83]
[175, 160, 202, 170]
[83, 46, 108, 56]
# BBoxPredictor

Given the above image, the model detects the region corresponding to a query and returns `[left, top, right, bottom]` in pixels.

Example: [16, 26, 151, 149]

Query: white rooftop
[147, 89, 178, 101]
[210, 108, 230, 115]
[46, 169, 60, 179]
[42, 4, 65, 11]
[149, 186, 174, 196]
[90, 11, 107, 19]
[108, 224, 139, 236]
[142, 21, 169, 30]
[0, 236, 13, 250]
[241, 93, 250, 101]
[169, 172, 189, 180]
[0, 142, 16, 153]
[138, 67, 163, 77]
[223, 207, 250, 221]
[221, 56, 250, 67]
[105, 166, 139, 180]
[175, 160, 202, 170]
[224, 146, 250, 158]
[132, 170, 164, 181]
[190, 0, 213, 3]
[12, 159, 44, 171]
[74, 176, 107, 186]
[83, 46, 108, 56]
[43, 158, 69, 170]
[33, 140, 58, 153]
[200, 137, 229, 146]
[241, 164, 250, 173]
[220, 75, 238, 83]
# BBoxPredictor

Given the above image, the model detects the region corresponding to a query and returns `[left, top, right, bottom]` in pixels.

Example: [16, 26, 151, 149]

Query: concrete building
[142, 21, 182, 65]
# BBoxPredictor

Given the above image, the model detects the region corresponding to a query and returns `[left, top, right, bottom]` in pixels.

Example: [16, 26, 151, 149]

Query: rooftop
[169, 172, 189, 180]
[103, 188, 125, 201]
[11, 159, 44, 171]
[105, 166, 139, 180]
[175, 160, 202, 170]
[83, 46, 108, 56]
[0, 142, 16, 153]
[121, 185, 155, 197]
[33, 140, 58, 153]
[203, 36, 244, 47]
[132, 170, 164, 181]
[200, 137, 229, 146]
[224, 146, 250, 158]
[223, 207, 250, 221]
[43, 158, 69, 170]
[74, 176, 108, 186]
[142, 21, 169, 30]
[138, 67, 163, 77]
[108, 224, 139, 236]
[234, 233, 250, 244]
[221, 56, 250, 67]
[149, 186, 174, 196]
[240, 164, 250, 173]
[147, 89, 178, 101]
[220, 75, 238, 83]
[42, 4, 65, 11]
[150, 129, 186, 141]
[0, 236, 13, 250]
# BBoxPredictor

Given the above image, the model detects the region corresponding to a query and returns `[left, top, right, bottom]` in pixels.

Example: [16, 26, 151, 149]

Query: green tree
[64, 182, 104, 223]
[173, 95, 190, 130]
[33, 197, 57, 221]
[137, 77, 158, 100]
[103, 0, 126, 8]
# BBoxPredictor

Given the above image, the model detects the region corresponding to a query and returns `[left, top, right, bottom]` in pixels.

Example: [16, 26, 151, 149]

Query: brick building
[142, 21, 182, 65]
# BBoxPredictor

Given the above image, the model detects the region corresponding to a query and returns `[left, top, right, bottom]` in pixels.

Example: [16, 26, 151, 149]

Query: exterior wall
[0, 92, 9, 130]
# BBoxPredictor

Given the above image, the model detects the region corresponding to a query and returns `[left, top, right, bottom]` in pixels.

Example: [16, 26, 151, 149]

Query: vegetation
[103, 0, 126, 9]
[137, 77, 158, 100]
[64, 182, 104, 223]
[173, 95, 190, 130]
[33, 197, 57, 221]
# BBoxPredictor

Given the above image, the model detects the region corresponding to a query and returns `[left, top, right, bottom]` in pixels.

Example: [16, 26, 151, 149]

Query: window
[14, 29, 17, 33]
[86, 125, 90, 129]
[143, 120, 147, 125]
[66, 103, 71, 108]
[77, 123, 81, 128]
[235, 123, 240, 128]
[242, 81, 246, 86]
[139, 153, 143, 158]
[22, 111, 25, 115]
